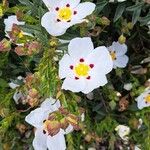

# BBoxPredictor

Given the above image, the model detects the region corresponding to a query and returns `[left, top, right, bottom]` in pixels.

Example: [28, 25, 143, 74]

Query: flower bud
[45, 120, 61, 136]
[60, 118, 69, 130]
[27, 41, 41, 55]
[85, 134, 92, 142]
[127, 22, 133, 30]
[101, 16, 110, 26]
[28, 88, 38, 98]
[16, 123, 27, 134]
[27, 97, 39, 107]
[15, 46, 26, 56]
[66, 114, 79, 129]
[118, 35, 126, 44]
[0, 39, 11, 52]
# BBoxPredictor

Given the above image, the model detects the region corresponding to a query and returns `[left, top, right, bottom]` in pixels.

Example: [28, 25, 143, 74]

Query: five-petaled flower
[59, 37, 113, 94]
[25, 97, 73, 150]
[136, 89, 150, 110]
[107, 41, 129, 68]
[41, 0, 96, 36]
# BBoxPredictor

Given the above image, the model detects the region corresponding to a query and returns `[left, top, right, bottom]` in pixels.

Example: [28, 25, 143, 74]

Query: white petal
[59, 54, 75, 79]
[64, 124, 73, 134]
[68, 37, 94, 60]
[4, 15, 25, 32]
[9, 82, 19, 89]
[41, 12, 68, 36]
[60, 0, 80, 8]
[62, 77, 86, 93]
[41, 97, 60, 111]
[42, 0, 59, 10]
[13, 91, 23, 104]
[74, 2, 96, 20]
[47, 131, 66, 150]
[108, 42, 127, 56]
[87, 46, 113, 74]
[114, 55, 129, 68]
[25, 108, 49, 128]
[33, 128, 47, 150]
[82, 74, 108, 94]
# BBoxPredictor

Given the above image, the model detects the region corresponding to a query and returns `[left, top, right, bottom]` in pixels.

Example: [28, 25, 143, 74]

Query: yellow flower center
[58, 7, 72, 21]
[18, 31, 24, 38]
[145, 95, 150, 103]
[74, 63, 90, 77]
[110, 51, 116, 60]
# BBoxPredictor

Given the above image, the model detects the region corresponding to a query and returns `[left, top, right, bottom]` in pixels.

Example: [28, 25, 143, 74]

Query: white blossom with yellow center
[4, 15, 32, 39]
[41, 0, 95, 36]
[25, 97, 73, 150]
[136, 89, 150, 110]
[107, 41, 129, 68]
[59, 37, 113, 94]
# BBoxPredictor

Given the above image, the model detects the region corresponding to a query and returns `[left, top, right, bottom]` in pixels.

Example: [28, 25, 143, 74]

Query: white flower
[136, 89, 150, 110]
[134, 146, 141, 150]
[115, 125, 130, 142]
[59, 37, 113, 94]
[123, 83, 132, 91]
[25, 97, 73, 150]
[4, 15, 25, 34]
[107, 41, 129, 68]
[41, 0, 95, 36]
[138, 118, 143, 129]
[4, 15, 32, 38]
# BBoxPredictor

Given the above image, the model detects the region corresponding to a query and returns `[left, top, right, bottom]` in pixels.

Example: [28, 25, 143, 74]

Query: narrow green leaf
[113, 2, 126, 22]
[95, 1, 108, 14]
[139, 12, 150, 26]
[132, 8, 142, 24]
[126, 2, 144, 11]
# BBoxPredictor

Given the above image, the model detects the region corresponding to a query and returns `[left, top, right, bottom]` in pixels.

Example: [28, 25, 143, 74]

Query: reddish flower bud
[0, 39, 11, 52]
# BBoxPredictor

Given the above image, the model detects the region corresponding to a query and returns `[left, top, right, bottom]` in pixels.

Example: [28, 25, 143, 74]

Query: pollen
[58, 7, 72, 21]
[74, 63, 90, 77]
[145, 94, 150, 104]
[110, 51, 116, 60]
[18, 30, 24, 38]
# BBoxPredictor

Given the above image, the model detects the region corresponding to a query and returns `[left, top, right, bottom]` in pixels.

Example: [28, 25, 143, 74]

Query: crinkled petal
[108, 42, 127, 56]
[59, 54, 75, 79]
[82, 73, 108, 94]
[9, 82, 20, 89]
[64, 124, 73, 134]
[62, 77, 86, 93]
[47, 130, 66, 150]
[33, 128, 47, 150]
[41, 98, 60, 111]
[41, 12, 68, 36]
[68, 37, 94, 60]
[114, 55, 129, 68]
[4, 15, 25, 32]
[87, 46, 113, 74]
[25, 108, 49, 128]
[60, 0, 80, 8]
[74, 2, 96, 20]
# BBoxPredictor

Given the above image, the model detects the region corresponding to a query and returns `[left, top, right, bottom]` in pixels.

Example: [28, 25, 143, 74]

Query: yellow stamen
[145, 95, 150, 103]
[74, 63, 90, 77]
[18, 31, 24, 38]
[58, 7, 72, 21]
[110, 51, 116, 60]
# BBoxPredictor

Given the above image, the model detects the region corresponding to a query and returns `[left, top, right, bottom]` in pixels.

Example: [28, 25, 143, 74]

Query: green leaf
[113, 2, 126, 22]
[126, 2, 144, 11]
[139, 12, 150, 26]
[132, 8, 142, 25]
[95, 1, 108, 14]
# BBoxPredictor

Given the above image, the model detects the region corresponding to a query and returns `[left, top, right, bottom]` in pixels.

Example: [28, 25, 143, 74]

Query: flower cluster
[1, 0, 149, 150]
